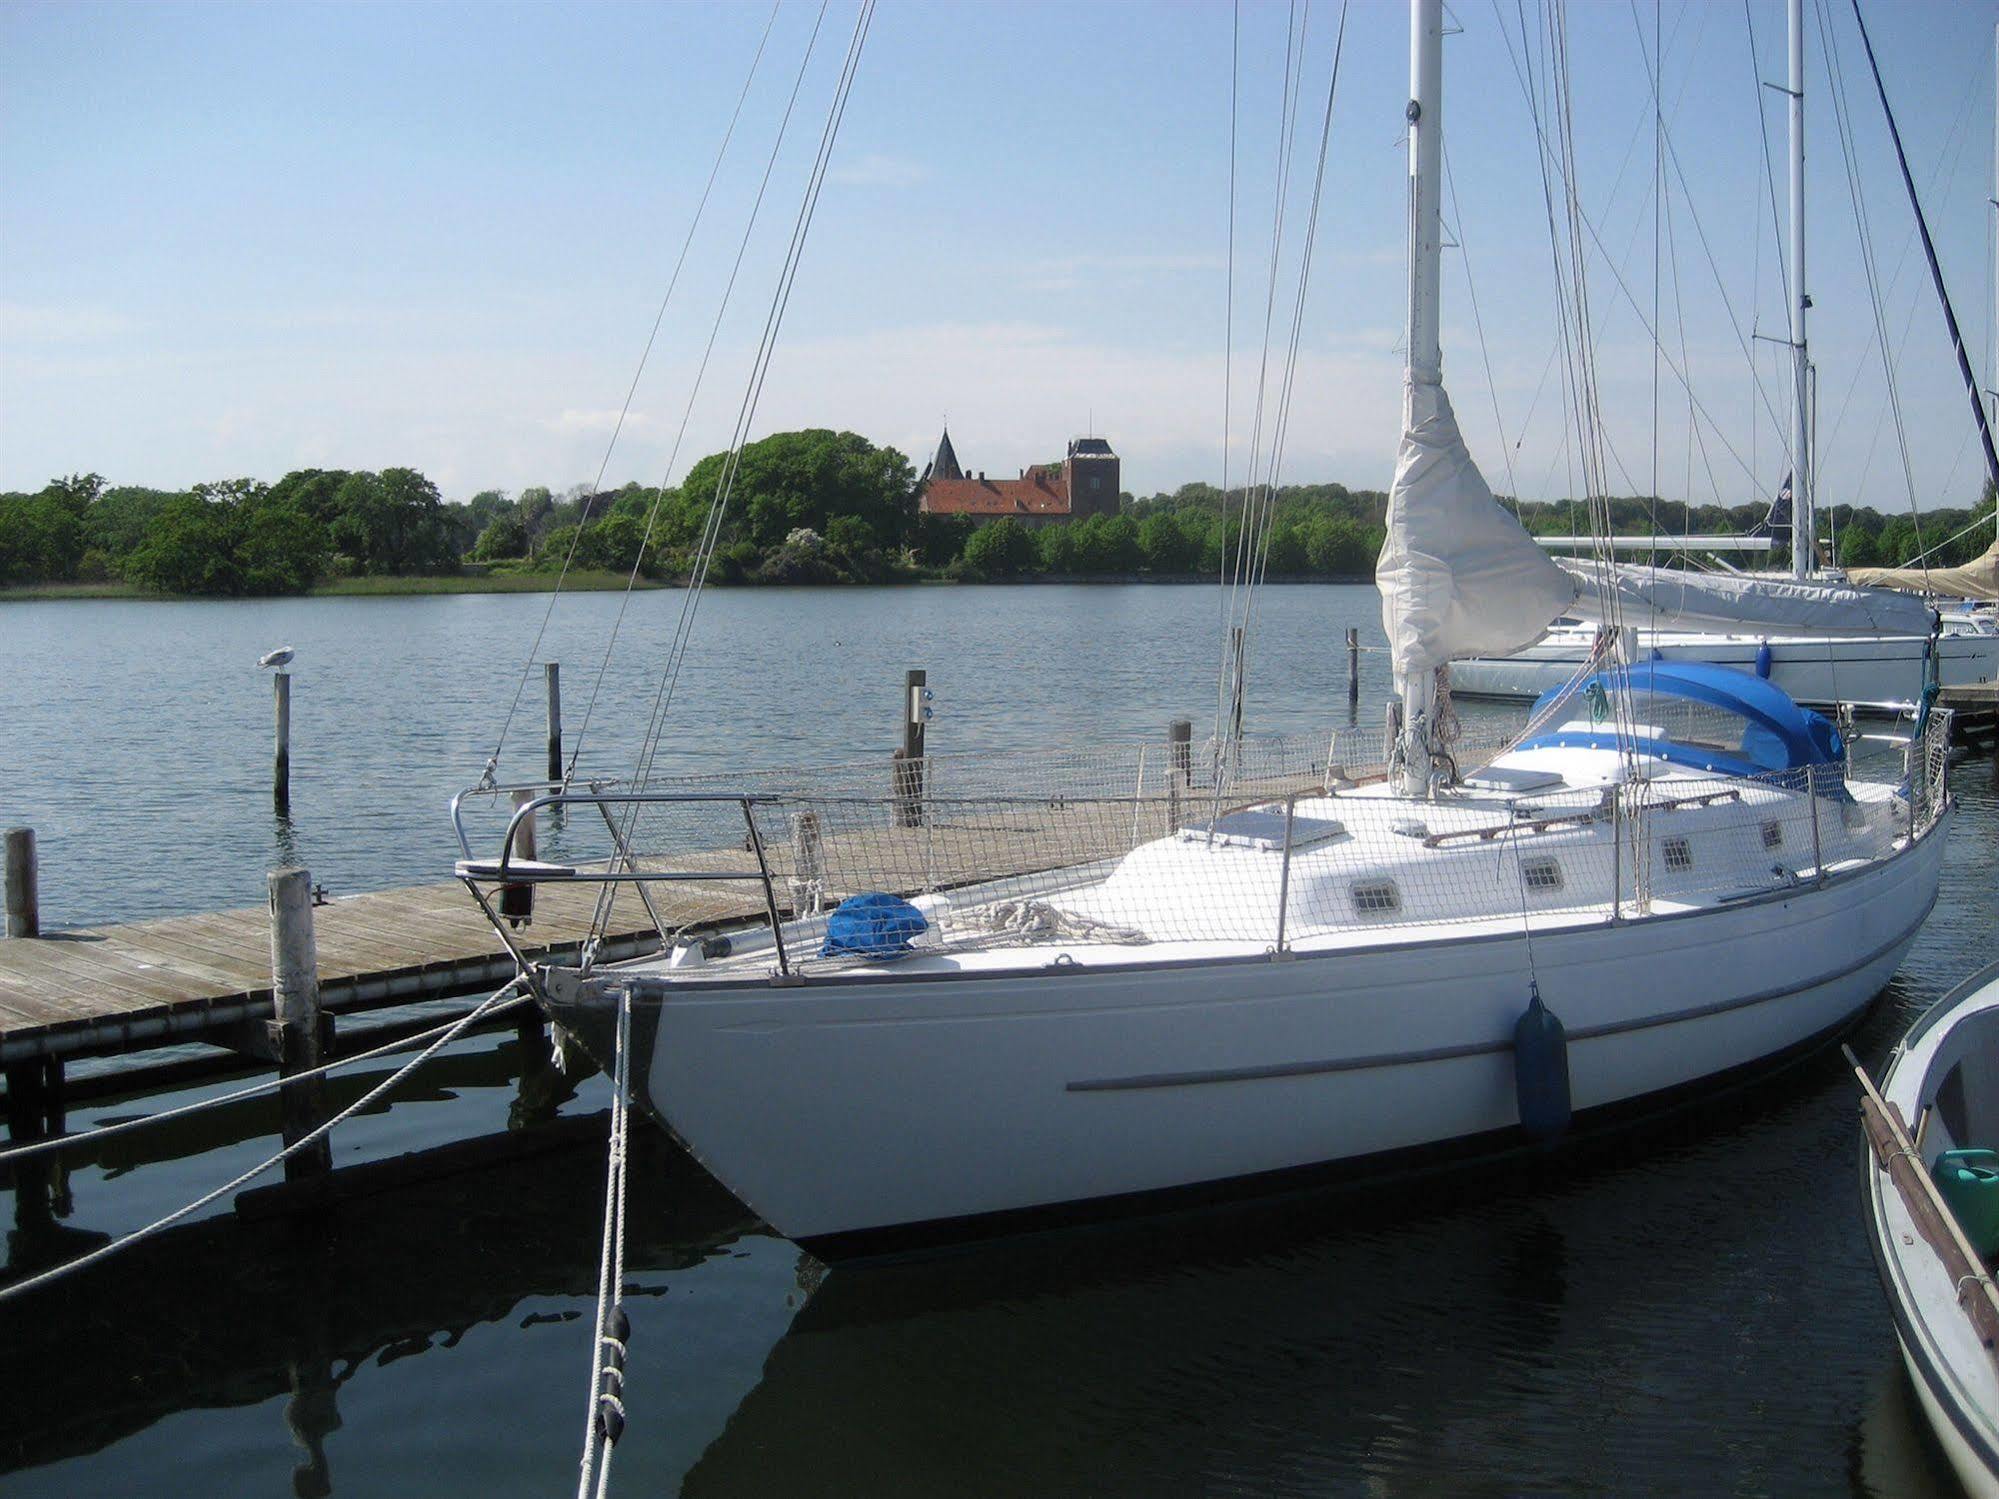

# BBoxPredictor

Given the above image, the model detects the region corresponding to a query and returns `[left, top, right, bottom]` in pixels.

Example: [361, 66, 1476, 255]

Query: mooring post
[4, 827, 38, 938]
[545, 661, 563, 785]
[1346, 627, 1361, 701]
[1167, 718, 1192, 830]
[273, 671, 292, 813]
[268, 867, 333, 1180]
[894, 669, 927, 828]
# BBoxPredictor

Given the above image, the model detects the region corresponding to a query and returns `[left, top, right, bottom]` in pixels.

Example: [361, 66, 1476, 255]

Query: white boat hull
[1863, 960, 1999, 1499]
[1452, 630, 1998, 711]
[567, 814, 1945, 1254]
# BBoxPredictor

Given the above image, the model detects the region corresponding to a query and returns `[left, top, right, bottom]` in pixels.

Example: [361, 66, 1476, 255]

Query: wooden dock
[0, 871, 682, 1066]
[1940, 682, 1998, 750]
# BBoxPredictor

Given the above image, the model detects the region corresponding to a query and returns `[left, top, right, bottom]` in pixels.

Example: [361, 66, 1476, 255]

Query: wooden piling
[268, 867, 332, 1180]
[273, 671, 292, 813]
[1168, 718, 1192, 830]
[545, 662, 563, 785]
[895, 669, 927, 828]
[1346, 627, 1360, 701]
[4, 827, 38, 938]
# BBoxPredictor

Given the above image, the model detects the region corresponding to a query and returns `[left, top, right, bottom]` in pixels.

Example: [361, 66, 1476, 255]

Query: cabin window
[1522, 857, 1563, 892]
[1760, 820, 1783, 850]
[1662, 837, 1693, 872]
[1352, 880, 1401, 915]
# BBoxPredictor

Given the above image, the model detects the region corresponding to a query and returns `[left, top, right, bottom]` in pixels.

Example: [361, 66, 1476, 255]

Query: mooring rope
[0, 982, 526, 1305]
[576, 984, 634, 1499]
[0, 991, 534, 1169]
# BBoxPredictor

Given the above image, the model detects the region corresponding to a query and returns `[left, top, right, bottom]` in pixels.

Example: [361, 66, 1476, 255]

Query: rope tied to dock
[0, 991, 534, 1169]
[0, 980, 527, 1305]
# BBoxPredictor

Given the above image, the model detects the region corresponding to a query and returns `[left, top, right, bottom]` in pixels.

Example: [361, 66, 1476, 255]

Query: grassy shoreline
[0, 569, 1375, 603]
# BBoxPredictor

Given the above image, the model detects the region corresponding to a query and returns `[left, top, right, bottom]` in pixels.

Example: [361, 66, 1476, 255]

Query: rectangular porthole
[1761, 821, 1783, 850]
[1522, 857, 1563, 892]
[1352, 880, 1401, 915]
[1662, 837, 1693, 872]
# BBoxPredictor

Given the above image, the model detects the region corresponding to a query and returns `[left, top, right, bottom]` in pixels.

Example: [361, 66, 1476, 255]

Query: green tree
[328, 468, 458, 574]
[963, 518, 1035, 576]
[123, 495, 244, 594]
[1263, 522, 1308, 574]
[1037, 523, 1079, 573]
[1137, 510, 1199, 572]
[473, 511, 529, 561]
[236, 502, 330, 593]
[672, 429, 916, 558]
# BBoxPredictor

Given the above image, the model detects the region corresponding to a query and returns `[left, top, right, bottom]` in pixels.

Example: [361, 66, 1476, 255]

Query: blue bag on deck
[820, 892, 927, 958]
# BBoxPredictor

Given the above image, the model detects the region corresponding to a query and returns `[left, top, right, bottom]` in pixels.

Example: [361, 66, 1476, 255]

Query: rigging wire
[480, 4, 783, 791]
[1814, 0, 1925, 582]
[596, 0, 876, 944]
[1218, 0, 1306, 759]
[566, 0, 829, 785]
[1235, 0, 1352, 725]
[1213, 0, 1240, 764]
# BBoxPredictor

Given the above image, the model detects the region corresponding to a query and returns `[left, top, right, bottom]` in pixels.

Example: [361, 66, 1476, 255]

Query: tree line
[3, 429, 1990, 595]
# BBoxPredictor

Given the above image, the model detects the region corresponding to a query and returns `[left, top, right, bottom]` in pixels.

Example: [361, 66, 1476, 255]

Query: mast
[1394, 0, 1445, 795]
[1787, 0, 1813, 579]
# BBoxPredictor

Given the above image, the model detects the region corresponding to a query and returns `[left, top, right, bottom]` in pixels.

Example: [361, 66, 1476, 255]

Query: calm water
[1, 585, 1995, 1497]
[0, 585, 1387, 925]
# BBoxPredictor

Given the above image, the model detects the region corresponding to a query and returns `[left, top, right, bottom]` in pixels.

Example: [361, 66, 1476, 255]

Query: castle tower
[928, 425, 964, 482]
[1062, 436, 1119, 519]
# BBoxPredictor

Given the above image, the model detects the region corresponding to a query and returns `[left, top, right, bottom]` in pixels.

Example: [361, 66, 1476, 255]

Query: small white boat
[1859, 961, 1999, 1499]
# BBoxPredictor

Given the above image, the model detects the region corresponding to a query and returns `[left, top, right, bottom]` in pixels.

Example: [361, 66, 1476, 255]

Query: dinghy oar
[1845, 1044, 1999, 1370]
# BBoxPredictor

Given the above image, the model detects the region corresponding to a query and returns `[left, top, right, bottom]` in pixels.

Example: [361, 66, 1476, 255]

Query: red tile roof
[920, 468, 1071, 516]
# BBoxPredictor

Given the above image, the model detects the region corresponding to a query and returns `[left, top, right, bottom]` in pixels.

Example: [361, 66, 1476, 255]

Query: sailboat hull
[550, 812, 1946, 1256]
[1451, 628, 1998, 711]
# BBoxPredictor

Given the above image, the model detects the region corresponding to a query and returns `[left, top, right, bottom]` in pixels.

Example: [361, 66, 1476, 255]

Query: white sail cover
[1559, 558, 1936, 637]
[1376, 381, 1578, 679]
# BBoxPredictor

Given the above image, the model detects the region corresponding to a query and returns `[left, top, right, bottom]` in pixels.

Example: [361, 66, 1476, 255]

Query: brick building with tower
[916, 426, 1121, 528]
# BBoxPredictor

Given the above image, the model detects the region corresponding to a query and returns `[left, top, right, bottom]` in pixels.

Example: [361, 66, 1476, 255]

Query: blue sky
[4, 0, 1997, 515]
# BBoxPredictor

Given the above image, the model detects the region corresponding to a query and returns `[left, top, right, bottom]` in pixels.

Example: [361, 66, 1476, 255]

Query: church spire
[930, 425, 963, 481]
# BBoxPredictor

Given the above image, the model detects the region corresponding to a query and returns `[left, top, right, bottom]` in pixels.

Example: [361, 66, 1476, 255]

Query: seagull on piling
[259, 646, 295, 668]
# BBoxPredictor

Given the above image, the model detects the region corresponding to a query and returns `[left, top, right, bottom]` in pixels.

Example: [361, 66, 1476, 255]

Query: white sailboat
[1450, 0, 1999, 714]
[455, 0, 1954, 1258]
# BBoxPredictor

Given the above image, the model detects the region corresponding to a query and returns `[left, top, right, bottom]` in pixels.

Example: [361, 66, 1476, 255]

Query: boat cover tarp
[1558, 558, 1935, 637]
[820, 893, 927, 958]
[1524, 662, 1844, 773]
[1376, 381, 1579, 680]
[1848, 538, 1999, 602]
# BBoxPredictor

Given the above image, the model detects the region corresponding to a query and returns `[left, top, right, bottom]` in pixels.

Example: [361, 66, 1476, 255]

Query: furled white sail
[1376, 381, 1579, 680]
[1559, 559, 1937, 636]
[1848, 539, 1999, 603]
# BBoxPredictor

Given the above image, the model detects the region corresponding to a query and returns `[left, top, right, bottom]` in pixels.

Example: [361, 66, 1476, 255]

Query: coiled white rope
[0, 981, 527, 1305]
[0, 990, 533, 1169]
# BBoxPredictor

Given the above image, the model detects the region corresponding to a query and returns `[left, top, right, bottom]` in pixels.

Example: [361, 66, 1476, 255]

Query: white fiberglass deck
[616, 742, 1916, 987]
